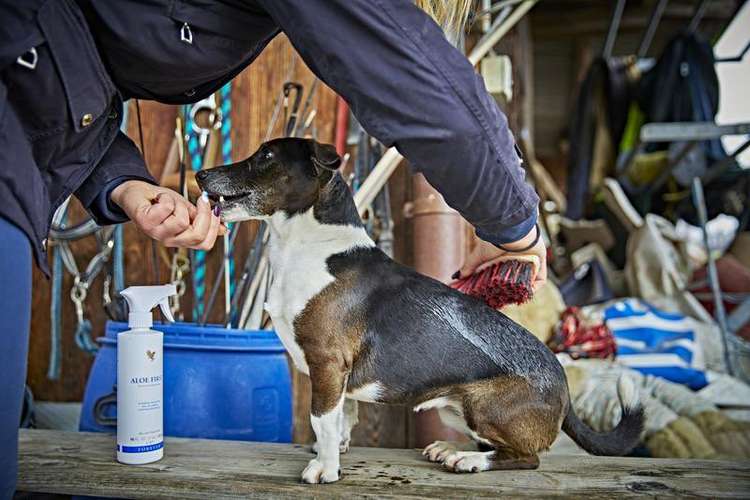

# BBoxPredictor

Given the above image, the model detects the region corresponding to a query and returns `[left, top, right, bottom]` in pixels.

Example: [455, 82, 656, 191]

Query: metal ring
[189, 98, 223, 135]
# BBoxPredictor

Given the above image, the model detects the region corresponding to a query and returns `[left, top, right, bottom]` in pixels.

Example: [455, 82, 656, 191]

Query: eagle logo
[146, 350, 156, 361]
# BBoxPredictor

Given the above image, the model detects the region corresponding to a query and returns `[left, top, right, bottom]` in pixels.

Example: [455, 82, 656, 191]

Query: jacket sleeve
[256, 0, 539, 244]
[75, 131, 157, 225]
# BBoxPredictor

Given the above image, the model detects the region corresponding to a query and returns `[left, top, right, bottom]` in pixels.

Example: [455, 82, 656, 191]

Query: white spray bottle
[117, 284, 176, 465]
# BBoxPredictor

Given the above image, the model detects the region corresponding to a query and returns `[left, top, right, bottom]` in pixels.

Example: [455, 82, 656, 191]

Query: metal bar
[264, 94, 284, 142]
[728, 297, 750, 334]
[688, 0, 709, 32]
[283, 82, 303, 137]
[692, 177, 734, 375]
[640, 121, 750, 142]
[199, 228, 241, 326]
[474, 0, 525, 20]
[602, 0, 627, 59]
[468, 0, 539, 65]
[480, 0, 492, 32]
[637, 0, 669, 58]
[229, 225, 267, 328]
[641, 141, 698, 197]
[292, 79, 318, 138]
[715, 40, 750, 63]
[701, 137, 750, 185]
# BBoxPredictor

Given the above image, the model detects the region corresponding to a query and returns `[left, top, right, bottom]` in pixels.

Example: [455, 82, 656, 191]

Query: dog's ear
[310, 141, 341, 173]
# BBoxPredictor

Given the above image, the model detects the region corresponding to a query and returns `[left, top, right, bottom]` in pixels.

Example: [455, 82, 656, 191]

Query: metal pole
[468, 0, 539, 65]
[692, 177, 734, 375]
[637, 0, 669, 58]
[603, 0, 627, 59]
[688, 0, 709, 33]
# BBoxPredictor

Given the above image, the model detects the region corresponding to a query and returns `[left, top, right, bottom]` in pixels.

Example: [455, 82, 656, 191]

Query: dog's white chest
[264, 210, 375, 375]
[266, 248, 335, 375]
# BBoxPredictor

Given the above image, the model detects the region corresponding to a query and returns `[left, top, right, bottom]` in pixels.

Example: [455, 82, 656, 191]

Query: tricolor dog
[196, 138, 644, 484]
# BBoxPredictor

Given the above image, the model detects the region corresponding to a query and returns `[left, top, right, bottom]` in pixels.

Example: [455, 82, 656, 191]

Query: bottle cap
[120, 284, 177, 329]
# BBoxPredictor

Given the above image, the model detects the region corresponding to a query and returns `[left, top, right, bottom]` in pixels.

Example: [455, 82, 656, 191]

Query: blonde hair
[414, 0, 474, 45]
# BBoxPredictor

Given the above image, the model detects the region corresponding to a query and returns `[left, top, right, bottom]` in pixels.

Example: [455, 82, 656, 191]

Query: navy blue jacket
[0, 0, 538, 275]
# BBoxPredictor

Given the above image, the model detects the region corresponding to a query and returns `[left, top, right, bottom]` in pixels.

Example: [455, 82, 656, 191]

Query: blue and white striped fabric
[604, 299, 710, 390]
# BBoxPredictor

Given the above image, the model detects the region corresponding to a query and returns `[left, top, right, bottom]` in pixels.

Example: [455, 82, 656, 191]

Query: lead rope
[48, 223, 65, 380]
[103, 105, 129, 321]
[61, 228, 116, 354]
[184, 106, 207, 320]
[113, 102, 129, 294]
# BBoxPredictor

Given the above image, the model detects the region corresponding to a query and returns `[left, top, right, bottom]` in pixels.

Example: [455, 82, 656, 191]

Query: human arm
[255, 0, 540, 245]
[76, 131, 224, 250]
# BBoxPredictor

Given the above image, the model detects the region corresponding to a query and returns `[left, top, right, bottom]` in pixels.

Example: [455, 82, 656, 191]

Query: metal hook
[180, 22, 193, 44]
[189, 96, 223, 148]
[16, 47, 38, 70]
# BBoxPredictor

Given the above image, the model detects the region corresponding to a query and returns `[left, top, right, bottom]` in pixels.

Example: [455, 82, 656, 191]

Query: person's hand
[111, 180, 226, 250]
[455, 225, 547, 291]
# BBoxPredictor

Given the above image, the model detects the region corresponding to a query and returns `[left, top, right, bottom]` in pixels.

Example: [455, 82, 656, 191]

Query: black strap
[498, 224, 540, 253]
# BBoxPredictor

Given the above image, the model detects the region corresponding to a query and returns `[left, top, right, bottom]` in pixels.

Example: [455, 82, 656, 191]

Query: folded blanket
[604, 299, 710, 389]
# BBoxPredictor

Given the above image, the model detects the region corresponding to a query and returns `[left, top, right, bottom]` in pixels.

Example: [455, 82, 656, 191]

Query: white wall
[715, 2, 750, 166]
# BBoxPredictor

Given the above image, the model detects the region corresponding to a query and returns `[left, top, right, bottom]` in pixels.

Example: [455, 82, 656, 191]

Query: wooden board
[18, 430, 750, 499]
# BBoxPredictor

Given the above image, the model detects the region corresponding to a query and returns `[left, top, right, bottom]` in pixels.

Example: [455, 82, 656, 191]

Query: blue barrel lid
[99, 321, 287, 353]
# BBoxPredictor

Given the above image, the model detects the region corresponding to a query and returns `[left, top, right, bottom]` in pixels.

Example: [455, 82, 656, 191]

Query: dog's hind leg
[302, 365, 348, 484]
[441, 377, 561, 473]
[443, 447, 540, 473]
[437, 376, 562, 473]
[423, 405, 480, 463]
[436, 416, 542, 473]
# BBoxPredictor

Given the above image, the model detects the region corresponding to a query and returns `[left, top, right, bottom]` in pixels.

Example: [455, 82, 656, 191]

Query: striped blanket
[604, 299, 710, 390]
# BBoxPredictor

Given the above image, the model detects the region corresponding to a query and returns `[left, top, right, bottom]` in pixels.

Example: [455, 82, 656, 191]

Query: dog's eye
[262, 149, 274, 161]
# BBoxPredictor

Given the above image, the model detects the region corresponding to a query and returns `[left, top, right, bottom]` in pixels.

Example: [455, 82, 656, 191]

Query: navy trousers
[0, 217, 32, 499]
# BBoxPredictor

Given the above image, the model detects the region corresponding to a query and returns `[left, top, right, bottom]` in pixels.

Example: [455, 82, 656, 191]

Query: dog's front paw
[301, 458, 340, 484]
[423, 441, 457, 463]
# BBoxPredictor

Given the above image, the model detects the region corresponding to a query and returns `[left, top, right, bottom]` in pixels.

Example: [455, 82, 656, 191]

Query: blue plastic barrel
[79, 321, 292, 443]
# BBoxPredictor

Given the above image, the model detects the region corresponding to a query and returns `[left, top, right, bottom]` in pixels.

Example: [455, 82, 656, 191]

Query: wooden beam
[531, 1, 737, 39]
[18, 429, 750, 499]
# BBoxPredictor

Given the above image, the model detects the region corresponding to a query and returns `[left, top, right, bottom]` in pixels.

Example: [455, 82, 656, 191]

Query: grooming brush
[450, 255, 539, 308]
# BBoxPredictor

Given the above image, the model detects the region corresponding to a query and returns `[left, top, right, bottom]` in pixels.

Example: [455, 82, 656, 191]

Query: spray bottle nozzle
[159, 299, 175, 323]
[121, 284, 178, 329]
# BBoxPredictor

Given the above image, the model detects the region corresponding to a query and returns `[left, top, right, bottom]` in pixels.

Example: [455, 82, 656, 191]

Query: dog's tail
[562, 375, 644, 456]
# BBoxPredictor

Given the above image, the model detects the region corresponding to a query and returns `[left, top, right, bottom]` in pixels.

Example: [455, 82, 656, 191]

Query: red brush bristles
[450, 259, 535, 308]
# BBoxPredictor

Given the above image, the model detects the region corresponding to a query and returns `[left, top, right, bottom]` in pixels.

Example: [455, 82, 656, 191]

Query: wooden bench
[18, 429, 750, 498]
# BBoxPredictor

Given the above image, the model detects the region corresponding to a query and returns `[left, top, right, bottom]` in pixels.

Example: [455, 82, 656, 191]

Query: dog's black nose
[195, 170, 209, 181]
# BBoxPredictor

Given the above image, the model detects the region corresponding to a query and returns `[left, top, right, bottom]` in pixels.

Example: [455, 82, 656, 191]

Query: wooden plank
[18, 429, 750, 499]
